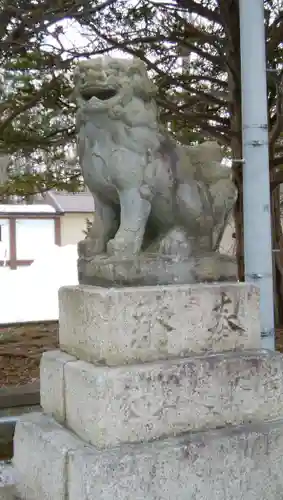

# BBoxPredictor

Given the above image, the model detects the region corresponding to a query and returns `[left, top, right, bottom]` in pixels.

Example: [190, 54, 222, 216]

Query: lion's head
[73, 56, 157, 106]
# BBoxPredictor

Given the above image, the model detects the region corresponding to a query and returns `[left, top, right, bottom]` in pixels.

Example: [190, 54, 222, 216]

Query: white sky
[43, 18, 128, 60]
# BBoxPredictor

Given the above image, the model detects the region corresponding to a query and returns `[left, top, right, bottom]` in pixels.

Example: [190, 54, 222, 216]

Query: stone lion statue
[73, 56, 237, 263]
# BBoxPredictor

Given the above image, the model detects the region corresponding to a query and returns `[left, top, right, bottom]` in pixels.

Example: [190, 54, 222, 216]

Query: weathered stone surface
[78, 251, 237, 287]
[13, 413, 88, 500]
[68, 419, 283, 500]
[11, 413, 283, 500]
[0, 486, 15, 500]
[61, 349, 283, 448]
[0, 463, 17, 500]
[59, 283, 260, 365]
[73, 56, 237, 286]
[40, 350, 76, 423]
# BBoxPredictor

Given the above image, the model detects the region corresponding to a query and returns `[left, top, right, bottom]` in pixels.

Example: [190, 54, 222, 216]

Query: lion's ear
[142, 78, 157, 97]
[130, 58, 157, 98]
[132, 57, 147, 71]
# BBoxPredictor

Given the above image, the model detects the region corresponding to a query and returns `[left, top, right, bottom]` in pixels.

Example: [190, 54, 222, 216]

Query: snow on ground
[0, 244, 78, 324]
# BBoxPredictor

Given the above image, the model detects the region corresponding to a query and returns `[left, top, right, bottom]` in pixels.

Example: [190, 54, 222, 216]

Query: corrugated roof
[44, 190, 95, 213]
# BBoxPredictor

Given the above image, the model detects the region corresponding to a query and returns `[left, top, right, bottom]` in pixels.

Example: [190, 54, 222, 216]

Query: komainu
[73, 56, 237, 259]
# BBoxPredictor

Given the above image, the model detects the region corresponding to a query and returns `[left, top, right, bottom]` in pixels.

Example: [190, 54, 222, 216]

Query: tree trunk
[233, 164, 245, 281]
[222, 1, 244, 280]
[228, 71, 243, 281]
[270, 157, 283, 327]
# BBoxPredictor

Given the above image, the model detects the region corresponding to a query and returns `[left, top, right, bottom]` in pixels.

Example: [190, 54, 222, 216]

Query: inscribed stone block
[59, 283, 260, 365]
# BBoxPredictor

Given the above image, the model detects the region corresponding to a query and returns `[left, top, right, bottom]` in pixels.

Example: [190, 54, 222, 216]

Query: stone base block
[59, 283, 260, 366]
[41, 348, 283, 448]
[13, 413, 89, 500]
[40, 350, 76, 424]
[12, 412, 283, 500]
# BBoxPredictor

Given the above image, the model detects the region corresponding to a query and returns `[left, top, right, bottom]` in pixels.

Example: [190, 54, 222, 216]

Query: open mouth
[81, 88, 117, 101]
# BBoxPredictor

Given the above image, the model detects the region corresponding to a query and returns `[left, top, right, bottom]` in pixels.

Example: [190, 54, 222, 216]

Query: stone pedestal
[77, 252, 238, 287]
[4, 283, 283, 499]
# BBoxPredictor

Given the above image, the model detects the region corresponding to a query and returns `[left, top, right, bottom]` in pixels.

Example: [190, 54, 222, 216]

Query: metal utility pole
[239, 0, 275, 350]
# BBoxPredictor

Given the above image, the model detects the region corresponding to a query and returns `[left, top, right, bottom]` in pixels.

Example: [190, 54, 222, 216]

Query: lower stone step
[41, 348, 283, 448]
[12, 412, 283, 500]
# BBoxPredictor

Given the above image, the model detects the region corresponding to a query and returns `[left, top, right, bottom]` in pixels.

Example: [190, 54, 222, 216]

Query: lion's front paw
[107, 236, 139, 257]
[78, 237, 106, 257]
